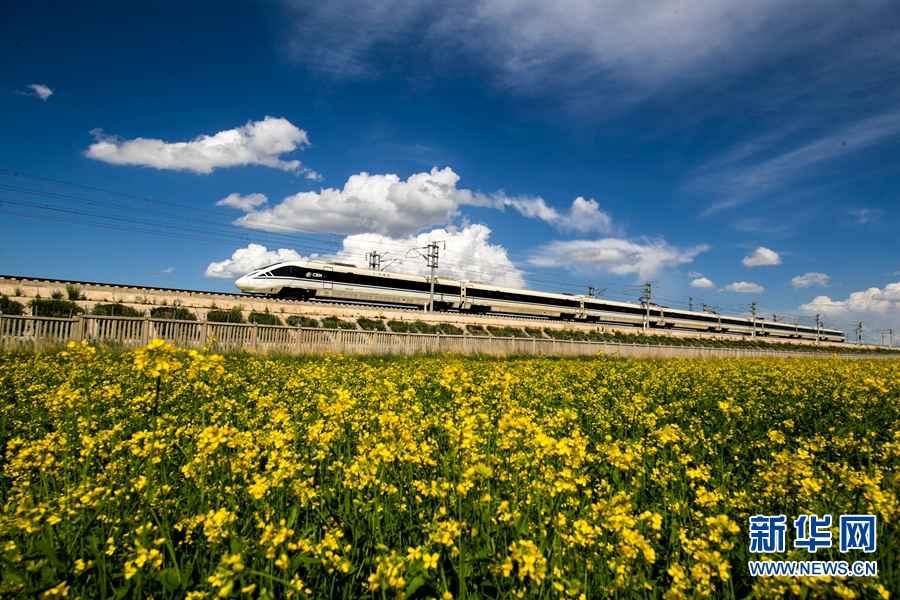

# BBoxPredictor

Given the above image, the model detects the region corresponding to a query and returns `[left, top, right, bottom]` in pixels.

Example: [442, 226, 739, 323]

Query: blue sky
[1, 0, 898, 339]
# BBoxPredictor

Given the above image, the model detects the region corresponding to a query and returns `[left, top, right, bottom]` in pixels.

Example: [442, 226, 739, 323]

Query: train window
[271, 266, 295, 277]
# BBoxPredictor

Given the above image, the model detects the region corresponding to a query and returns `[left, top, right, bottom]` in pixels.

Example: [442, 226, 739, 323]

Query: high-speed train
[235, 260, 845, 342]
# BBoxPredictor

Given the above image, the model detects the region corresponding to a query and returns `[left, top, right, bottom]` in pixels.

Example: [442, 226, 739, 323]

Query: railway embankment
[1, 275, 891, 354]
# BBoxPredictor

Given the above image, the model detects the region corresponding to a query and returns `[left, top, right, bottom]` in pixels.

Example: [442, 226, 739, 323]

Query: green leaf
[155, 568, 182, 591]
[35, 540, 65, 571]
[296, 553, 319, 565]
[404, 575, 426, 597]
[113, 582, 133, 599]
[230, 538, 243, 554]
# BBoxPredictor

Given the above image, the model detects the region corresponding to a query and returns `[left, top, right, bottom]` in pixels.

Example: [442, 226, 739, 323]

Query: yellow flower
[38, 582, 70, 599]
[133, 338, 182, 377]
[124, 561, 138, 580]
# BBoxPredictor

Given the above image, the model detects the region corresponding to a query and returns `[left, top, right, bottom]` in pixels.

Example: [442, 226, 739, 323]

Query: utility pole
[641, 281, 652, 329]
[882, 332, 887, 346]
[740, 301, 758, 337]
[424, 241, 445, 312]
[689, 296, 693, 311]
[366, 251, 382, 270]
[891, 329, 895, 348]
[750, 301, 757, 338]
[814, 314, 821, 346]
[588, 285, 596, 298]
[855, 322, 863, 346]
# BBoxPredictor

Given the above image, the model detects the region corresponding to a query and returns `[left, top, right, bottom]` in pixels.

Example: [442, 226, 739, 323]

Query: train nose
[235, 275, 251, 292]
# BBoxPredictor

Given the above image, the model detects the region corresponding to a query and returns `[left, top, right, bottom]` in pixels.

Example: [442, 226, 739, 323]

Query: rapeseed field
[0, 340, 897, 599]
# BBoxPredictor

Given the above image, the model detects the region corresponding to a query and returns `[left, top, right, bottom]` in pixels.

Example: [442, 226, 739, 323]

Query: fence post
[252, 324, 259, 352]
[73, 315, 83, 343]
[200, 322, 209, 349]
[141, 316, 150, 345]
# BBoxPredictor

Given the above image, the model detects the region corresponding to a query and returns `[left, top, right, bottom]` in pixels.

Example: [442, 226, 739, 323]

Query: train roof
[463, 279, 580, 301]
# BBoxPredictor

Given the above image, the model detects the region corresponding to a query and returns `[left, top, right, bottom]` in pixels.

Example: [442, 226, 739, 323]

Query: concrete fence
[0, 314, 889, 359]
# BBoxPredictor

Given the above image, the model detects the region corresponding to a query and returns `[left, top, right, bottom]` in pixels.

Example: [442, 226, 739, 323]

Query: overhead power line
[0, 168, 874, 337]
[0, 167, 635, 296]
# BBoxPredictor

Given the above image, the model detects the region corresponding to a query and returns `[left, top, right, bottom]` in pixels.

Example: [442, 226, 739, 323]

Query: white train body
[234, 260, 845, 342]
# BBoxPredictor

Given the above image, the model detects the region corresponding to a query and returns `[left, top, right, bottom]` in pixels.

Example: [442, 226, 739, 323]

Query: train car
[658, 306, 745, 333]
[582, 300, 756, 334]
[235, 260, 463, 309]
[761, 320, 844, 342]
[235, 260, 845, 342]
[462, 281, 582, 318]
[581, 296, 648, 327]
[648, 306, 843, 341]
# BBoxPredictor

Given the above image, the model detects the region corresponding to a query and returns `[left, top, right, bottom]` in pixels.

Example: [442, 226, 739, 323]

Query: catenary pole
[425, 241, 445, 312]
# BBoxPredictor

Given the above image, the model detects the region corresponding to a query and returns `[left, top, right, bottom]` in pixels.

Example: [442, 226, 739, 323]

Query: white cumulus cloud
[723, 281, 764, 294]
[799, 281, 900, 335]
[791, 272, 830, 289]
[231, 167, 616, 239]
[216, 193, 269, 211]
[234, 167, 493, 238]
[205, 244, 304, 279]
[206, 225, 525, 287]
[876, 288, 900, 302]
[85, 116, 318, 175]
[334, 225, 525, 287]
[690, 277, 716, 290]
[741, 246, 781, 267]
[502, 195, 613, 234]
[528, 237, 709, 279]
[27, 84, 53, 100]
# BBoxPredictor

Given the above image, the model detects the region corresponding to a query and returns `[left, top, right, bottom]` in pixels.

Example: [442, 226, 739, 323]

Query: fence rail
[0, 314, 889, 359]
